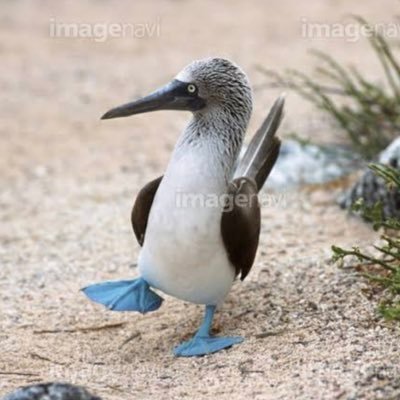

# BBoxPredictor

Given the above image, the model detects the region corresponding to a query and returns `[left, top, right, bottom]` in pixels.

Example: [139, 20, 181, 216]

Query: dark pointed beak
[101, 79, 206, 120]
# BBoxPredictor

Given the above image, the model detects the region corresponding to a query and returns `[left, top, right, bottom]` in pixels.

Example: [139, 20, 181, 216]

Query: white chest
[138, 143, 236, 305]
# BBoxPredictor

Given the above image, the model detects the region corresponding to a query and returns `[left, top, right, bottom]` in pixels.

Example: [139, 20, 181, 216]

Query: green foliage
[332, 164, 400, 320]
[259, 16, 400, 159]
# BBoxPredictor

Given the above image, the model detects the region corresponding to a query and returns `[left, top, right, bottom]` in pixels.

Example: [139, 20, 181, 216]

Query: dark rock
[339, 138, 400, 219]
[2, 383, 101, 400]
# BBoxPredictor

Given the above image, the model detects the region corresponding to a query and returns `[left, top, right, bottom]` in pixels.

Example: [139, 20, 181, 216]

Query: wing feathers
[221, 177, 260, 280]
[223, 95, 285, 279]
[131, 176, 163, 246]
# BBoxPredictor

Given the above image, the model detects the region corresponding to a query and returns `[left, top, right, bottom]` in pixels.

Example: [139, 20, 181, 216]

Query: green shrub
[332, 163, 400, 320]
[259, 16, 400, 159]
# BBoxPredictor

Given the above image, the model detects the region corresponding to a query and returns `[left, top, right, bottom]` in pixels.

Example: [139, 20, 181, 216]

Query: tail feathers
[234, 94, 285, 191]
[252, 137, 281, 192]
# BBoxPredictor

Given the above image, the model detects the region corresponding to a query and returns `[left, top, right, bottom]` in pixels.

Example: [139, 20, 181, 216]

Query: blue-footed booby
[83, 58, 284, 357]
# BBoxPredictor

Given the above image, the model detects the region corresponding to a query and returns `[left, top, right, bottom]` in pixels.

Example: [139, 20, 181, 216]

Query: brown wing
[221, 177, 261, 280]
[131, 176, 163, 246]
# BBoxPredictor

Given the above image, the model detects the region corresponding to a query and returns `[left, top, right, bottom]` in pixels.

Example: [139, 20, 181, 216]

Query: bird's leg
[82, 277, 163, 313]
[173, 305, 243, 357]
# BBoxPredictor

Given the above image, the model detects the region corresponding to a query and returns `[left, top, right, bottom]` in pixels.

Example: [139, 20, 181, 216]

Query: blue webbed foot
[81, 277, 163, 313]
[174, 335, 243, 357]
[174, 305, 244, 357]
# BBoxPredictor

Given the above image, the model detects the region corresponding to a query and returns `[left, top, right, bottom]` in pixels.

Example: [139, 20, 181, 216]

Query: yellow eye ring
[187, 84, 197, 94]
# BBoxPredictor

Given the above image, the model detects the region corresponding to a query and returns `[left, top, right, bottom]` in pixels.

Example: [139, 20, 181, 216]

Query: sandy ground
[1, 1, 400, 399]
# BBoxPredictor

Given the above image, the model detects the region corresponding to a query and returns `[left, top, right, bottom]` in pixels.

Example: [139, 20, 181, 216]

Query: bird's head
[101, 58, 253, 124]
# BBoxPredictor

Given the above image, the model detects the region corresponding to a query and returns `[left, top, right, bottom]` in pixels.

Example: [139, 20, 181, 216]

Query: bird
[82, 57, 284, 357]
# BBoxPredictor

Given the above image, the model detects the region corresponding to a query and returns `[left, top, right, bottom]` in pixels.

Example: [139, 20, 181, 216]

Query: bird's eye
[187, 84, 197, 94]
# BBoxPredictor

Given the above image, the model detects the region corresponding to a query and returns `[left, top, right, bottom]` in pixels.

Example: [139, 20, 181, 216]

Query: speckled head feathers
[176, 58, 253, 123]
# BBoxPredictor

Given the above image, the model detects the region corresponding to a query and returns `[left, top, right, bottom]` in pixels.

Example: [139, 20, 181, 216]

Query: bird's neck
[174, 108, 249, 180]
